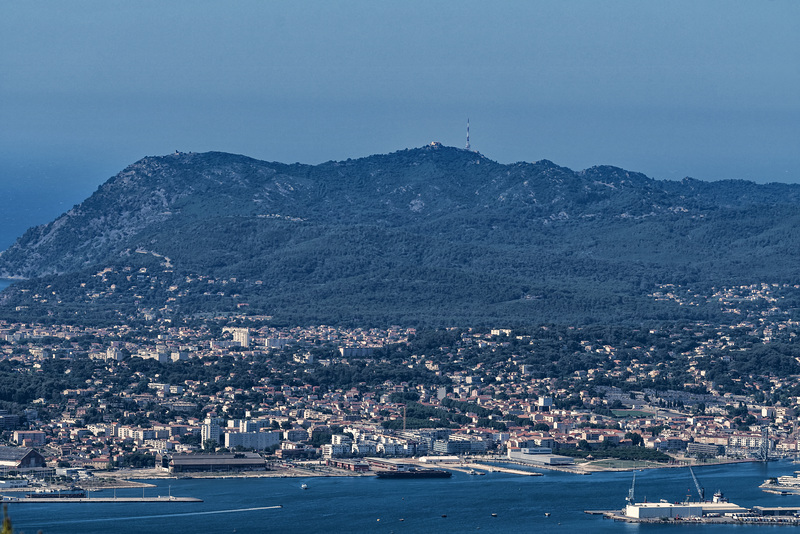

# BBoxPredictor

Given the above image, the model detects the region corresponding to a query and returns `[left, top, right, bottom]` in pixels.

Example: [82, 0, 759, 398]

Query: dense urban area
[2, 277, 800, 483]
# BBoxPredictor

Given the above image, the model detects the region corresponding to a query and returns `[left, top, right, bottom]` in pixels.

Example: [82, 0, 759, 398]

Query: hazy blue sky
[1, 1, 799, 245]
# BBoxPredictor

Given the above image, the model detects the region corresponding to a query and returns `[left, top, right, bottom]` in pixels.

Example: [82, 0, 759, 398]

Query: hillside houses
[1, 289, 800, 470]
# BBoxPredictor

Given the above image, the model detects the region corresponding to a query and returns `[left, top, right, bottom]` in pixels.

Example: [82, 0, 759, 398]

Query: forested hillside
[1, 145, 799, 327]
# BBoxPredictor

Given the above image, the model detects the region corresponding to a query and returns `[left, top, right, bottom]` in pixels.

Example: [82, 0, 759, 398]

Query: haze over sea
[5, 460, 798, 534]
[0, 160, 96, 292]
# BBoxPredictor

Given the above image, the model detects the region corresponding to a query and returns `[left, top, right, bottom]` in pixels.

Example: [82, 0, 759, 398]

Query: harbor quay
[1, 495, 202, 503]
[588, 502, 800, 525]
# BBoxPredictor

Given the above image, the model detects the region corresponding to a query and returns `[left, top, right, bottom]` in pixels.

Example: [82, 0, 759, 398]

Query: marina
[761, 472, 800, 494]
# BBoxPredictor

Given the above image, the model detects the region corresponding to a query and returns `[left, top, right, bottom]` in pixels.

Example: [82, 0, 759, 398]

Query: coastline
[56, 455, 764, 490]
[5, 460, 795, 534]
[575, 456, 758, 474]
[85, 464, 373, 488]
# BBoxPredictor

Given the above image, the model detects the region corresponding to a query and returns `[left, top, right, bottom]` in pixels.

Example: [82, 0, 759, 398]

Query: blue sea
[0, 279, 13, 292]
[5, 460, 798, 534]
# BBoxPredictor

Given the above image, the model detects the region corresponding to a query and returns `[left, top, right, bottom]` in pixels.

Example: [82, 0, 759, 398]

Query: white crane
[689, 466, 705, 501]
[626, 472, 636, 505]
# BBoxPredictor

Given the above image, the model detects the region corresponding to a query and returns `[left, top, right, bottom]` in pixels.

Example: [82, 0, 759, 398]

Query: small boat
[545, 512, 551, 517]
[301, 484, 308, 490]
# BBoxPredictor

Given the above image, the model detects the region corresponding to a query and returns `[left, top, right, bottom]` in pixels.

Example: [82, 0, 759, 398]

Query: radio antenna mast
[465, 118, 471, 150]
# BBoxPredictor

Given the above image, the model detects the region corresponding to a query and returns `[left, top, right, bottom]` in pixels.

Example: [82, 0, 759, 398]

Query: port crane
[626, 472, 636, 506]
[689, 466, 705, 502]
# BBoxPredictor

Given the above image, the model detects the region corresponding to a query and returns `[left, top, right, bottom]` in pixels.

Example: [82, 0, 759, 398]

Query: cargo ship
[376, 468, 452, 479]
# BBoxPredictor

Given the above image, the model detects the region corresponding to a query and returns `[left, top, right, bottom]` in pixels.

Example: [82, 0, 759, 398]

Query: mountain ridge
[1, 145, 799, 326]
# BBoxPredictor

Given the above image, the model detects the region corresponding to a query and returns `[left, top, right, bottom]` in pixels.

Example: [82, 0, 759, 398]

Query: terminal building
[625, 501, 746, 519]
[507, 447, 575, 466]
[158, 452, 266, 473]
[0, 447, 46, 469]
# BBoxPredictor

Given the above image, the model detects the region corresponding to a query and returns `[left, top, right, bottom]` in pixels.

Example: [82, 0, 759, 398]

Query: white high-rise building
[233, 328, 250, 348]
[201, 415, 222, 446]
[225, 430, 280, 451]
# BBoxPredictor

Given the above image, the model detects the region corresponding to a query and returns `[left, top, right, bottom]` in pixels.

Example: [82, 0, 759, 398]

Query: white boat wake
[27, 505, 283, 526]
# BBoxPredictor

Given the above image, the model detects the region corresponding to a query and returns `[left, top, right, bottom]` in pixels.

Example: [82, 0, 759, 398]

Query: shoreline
[2, 496, 203, 504]
[59, 456, 764, 489]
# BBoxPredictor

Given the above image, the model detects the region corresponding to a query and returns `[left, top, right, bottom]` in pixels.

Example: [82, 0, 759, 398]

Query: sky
[1, 1, 799, 247]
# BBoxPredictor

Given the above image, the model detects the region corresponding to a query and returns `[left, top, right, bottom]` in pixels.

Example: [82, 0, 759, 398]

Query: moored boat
[376, 468, 451, 479]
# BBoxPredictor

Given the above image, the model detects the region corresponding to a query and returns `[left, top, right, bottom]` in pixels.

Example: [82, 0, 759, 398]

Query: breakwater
[2, 495, 202, 503]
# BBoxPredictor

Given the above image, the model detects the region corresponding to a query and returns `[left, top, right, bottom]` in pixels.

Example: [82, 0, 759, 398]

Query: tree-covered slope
[1, 144, 799, 326]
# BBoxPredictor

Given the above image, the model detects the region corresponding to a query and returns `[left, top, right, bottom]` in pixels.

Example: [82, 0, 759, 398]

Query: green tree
[625, 432, 644, 447]
[1, 504, 12, 534]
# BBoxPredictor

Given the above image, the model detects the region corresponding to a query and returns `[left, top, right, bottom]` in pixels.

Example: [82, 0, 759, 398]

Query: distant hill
[2, 144, 800, 326]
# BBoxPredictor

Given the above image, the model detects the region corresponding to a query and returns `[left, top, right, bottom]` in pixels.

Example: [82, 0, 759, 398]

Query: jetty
[466, 463, 543, 477]
[587, 508, 800, 526]
[401, 458, 543, 477]
[1, 495, 202, 503]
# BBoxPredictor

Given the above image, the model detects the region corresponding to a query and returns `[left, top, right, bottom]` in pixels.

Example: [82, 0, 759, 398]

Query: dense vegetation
[2, 146, 800, 327]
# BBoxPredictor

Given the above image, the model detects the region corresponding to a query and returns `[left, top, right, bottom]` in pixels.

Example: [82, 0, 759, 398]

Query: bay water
[6, 460, 798, 534]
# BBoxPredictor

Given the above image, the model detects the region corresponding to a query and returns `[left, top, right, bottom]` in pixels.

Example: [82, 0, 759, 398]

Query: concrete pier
[1, 496, 202, 503]
[467, 463, 543, 476]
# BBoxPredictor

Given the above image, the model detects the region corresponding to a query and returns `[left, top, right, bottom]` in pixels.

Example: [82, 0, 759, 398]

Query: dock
[586, 510, 800, 525]
[483, 458, 588, 475]
[402, 458, 543, 477]
[467, 463, 543, 477]
[586, 504, 800, 526]
[760, 482, 800, 495]
[1, 496, 202, 503]
[586, 510, 738, 524]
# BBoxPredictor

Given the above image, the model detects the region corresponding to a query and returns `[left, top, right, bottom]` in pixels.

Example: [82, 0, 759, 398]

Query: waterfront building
[507, 447, 575, 466]
[686, 442, 724, 457]
[0, 447, 46, 469]
[351, 441, 377, 456]
[625, 501, 746, 519]
[158, 452, 266, 473]
[325, 459, 370, 472]
[225, 430, 280, 451]
[321, 443, 350, 458]
[432, 435, 487, 455]
[727, 432, 773, 455]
